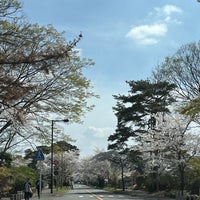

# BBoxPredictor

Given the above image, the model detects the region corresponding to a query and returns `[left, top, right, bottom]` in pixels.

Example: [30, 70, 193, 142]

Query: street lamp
[50, 118, 69, 193]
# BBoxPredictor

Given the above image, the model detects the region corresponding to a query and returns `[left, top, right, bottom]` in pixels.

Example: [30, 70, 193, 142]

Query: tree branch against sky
[0, 0, 97, 153]
[152, 41, 200, 120]
[108, 80, 176, 151]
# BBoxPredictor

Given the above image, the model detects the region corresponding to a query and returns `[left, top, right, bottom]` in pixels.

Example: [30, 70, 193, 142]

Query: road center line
[86, 190, 104, 200]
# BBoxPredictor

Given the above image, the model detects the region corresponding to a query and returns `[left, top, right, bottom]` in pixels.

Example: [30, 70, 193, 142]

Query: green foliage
[0, 0, 98, 153]
[189, 178, 200, 195]
[0, 167, 12, 196]
[143, 175, 156, 192]
[186, 157, 200, 178]
[55, 140, 79, 152]
[0, 152, 12, 167]
[185, 158, 200, 194]
[143, 174, 177, 192]
[23, 141, 79, 170]
[0, 165, 38, 196]
[158, 174, 177, 191]
[110, 170, 119, 189]
[135, 175, 145, 188]
[9, 166, 38, 192]
[180, 96, 200, 117]
[128, 150, 144, 174]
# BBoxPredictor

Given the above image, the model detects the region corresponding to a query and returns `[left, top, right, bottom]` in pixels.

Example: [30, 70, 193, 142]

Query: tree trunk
[121, 161, 125, 191]
[179, 163, 185, 200]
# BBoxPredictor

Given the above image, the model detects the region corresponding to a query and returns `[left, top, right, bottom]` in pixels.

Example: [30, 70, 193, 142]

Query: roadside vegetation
[1, 1, 200, 200]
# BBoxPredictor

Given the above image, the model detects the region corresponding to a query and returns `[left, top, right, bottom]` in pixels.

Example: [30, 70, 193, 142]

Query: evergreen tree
[108, 80, 176, 191]
[108, 80, 176, 150]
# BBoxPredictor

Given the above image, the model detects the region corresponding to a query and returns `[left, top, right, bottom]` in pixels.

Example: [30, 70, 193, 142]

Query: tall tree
[0, 0, 97, 152]
[23, 140, 79, 169]
[108, 80, 176, 191]
[80, 155, 111, 188]
[108, 80, 176, 150]
[152, 41, 200, 119]
[135, 113, 200, 196]
[93, 150, 132, 191]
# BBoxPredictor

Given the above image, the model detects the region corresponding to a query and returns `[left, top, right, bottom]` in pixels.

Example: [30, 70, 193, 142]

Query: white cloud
[155, 5, 183, 24]
[126, 4, 182, 45]
[74, 126, 114, 157]
[162, 5, 182, 16]
[88, 126, 114, 138]
[126, 23, 167, 45]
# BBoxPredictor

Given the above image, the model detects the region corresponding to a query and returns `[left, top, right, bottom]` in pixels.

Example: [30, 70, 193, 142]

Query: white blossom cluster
[133, 113, 200, 175]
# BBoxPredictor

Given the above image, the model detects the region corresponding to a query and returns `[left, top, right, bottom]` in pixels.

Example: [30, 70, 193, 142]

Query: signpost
[34, 149, 45, 161]
[34, 149, 45, 199]
[54, 159, 59, 176]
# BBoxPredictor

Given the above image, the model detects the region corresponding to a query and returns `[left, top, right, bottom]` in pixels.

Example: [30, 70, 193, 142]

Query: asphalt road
[32, 184, 172, 200]
[65, 184, 131, 200]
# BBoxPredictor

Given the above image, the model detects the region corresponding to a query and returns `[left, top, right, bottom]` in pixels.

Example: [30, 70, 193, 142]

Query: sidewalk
[1, 189, 65, 200]
[31, 189, 65, 200]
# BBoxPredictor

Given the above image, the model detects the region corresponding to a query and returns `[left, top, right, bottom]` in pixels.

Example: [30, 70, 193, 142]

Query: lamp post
[50, 119, 69, 194]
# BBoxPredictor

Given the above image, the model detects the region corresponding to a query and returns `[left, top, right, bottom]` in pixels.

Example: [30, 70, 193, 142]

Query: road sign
[54, 159, 59, 176]
[34, 149, 45, 161]
[53, 159, 59, 165]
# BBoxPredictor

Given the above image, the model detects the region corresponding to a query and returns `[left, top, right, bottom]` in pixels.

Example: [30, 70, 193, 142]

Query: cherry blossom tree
[134, 112, 200, 195]
[35, 149, 79, 189]
[80, 155, 112, 188]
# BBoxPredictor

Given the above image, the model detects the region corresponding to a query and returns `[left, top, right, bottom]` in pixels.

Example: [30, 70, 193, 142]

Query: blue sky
[21, 0, 200, 157]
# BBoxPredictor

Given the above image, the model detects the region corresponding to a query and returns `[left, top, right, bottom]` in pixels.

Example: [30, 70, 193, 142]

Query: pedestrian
[36, 180, 41, 199]
[24, 178, 32, 200]
[70, 179, 74, 189]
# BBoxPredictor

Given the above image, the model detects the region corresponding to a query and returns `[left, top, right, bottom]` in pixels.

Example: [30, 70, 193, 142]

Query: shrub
[9, 166, 38, 193]
[189, 178, 200, 195]
[0, 167, 13, 196]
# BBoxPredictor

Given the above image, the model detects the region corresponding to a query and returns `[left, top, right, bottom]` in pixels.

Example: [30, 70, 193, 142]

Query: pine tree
[108, 80, 176, 150]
